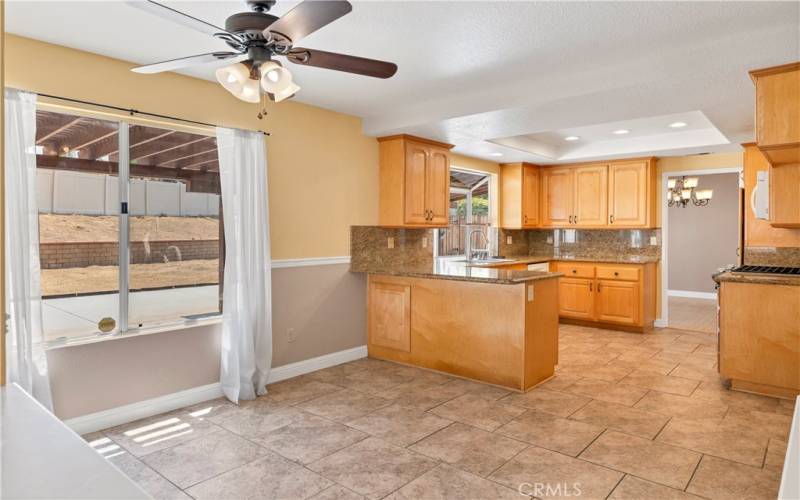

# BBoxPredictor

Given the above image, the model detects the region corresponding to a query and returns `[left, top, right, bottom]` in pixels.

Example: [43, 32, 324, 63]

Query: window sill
[43, 316, 223, 351]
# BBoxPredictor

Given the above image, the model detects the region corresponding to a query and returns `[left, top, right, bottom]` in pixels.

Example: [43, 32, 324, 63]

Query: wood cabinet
[551, 261, 656, 332]
[500, 163, 540, 228]
[534, 158, 656, 229]
[750, 62, 800, 166]
[743, 144, 800, 245]
[541, 167, 574, 226]
[368, 281, 411, 352]
[608, 160, 652, 227]
[770, 162, 800, 228]
[719, 280, 800, 399]
[378, 134, 454, 227]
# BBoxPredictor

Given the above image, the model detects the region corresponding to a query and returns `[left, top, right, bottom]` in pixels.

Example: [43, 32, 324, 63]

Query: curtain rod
[35, 92, 271, 136]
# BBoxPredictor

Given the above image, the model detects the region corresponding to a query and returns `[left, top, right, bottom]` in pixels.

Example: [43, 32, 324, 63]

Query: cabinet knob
[614, 272, 619, 276]
[609, 214, 615, 224]
[572, 269, 577, 274]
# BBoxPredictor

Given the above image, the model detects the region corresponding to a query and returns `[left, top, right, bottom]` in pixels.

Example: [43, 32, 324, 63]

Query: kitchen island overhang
[366, 267, 562, 392]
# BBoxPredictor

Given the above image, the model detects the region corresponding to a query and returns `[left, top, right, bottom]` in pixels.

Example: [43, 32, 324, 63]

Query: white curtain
[216, 127, 272, 403]
[4, 89, 53, 410]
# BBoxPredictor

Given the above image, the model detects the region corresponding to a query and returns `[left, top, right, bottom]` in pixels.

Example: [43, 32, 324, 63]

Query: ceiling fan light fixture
[216, 62, 250, 92]
[270, 82, 301, 103]
[259, 61, 295, 94]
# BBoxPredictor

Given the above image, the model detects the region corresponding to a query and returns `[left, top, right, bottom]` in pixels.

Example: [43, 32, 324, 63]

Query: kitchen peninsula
[365, 261, 561, 392]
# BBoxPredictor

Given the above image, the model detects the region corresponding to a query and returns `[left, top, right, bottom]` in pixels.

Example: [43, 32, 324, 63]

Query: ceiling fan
[128, 0, 398, 104]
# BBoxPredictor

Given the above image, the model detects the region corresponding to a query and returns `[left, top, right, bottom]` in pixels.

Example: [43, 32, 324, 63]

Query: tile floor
[667, 296, 718, 334]
[84, 324, 794, 499]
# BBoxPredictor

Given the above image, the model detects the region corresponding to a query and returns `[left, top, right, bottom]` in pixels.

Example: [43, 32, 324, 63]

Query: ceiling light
[215, 63, 260, 103]
[669, 121, 687, 128]
[489, 152, 503, 157]
[564, 136, 580, 141]
[259, 61, 294, 94]
[270, 82, 301, 103]
[612, 129, 630, 135]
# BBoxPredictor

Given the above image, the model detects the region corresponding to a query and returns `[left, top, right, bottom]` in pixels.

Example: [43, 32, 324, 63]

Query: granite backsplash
[744, 247, 800, 267]
[498, 228, 662, 260]
[350, 226, 433, 272]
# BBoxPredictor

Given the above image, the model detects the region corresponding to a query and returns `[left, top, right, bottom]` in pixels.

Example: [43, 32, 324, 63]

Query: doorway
[661, 168, 741, 333]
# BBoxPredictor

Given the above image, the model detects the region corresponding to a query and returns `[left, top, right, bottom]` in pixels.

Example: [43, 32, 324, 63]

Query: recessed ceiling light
[564, 136, 580, 141]
[669, 121, 687, 128]
[612, 129, 630, 135]
[489, 152, 503, 157]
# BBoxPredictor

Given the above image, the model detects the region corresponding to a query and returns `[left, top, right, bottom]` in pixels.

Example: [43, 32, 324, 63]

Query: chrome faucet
[466, 227, 489, 262]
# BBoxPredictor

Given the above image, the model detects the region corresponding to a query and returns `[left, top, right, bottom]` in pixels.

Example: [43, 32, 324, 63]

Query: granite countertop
[368, 261, 562, 285]
[713, 270, 800, 287]
[473, 254, 661, 266]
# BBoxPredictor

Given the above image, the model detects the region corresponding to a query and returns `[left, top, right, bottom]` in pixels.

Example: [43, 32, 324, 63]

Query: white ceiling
[6, 1, 800, 164]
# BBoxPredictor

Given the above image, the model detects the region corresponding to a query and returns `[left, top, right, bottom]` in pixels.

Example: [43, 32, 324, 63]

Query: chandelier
[667, 177, 713, 207]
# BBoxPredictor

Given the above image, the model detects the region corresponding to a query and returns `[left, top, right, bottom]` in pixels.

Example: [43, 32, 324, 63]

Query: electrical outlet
[649, 236, 658, 246]
[287, 328, 297, 343]
[387, 237, 395, 249]
[506, 236, 513, 245]
[546, 236, 553, 244]
[527, 285, 534, 302]
[422, 237, 427, 248]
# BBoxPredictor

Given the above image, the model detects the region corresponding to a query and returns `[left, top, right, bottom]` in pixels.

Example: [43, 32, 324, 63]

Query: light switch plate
[506, 236, 513, 244]
[422, 237, 427, 248]
[527, 285, 534, 302]
[387, 237, 395, 249]
[649, 236, 658, 246]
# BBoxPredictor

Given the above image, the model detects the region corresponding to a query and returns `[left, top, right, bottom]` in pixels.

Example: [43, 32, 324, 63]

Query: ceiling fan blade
[132, 52, 246, 74]
[126, 0, 231, 36]
[286, 48, 397, 79]
[266, 0, 352, 44]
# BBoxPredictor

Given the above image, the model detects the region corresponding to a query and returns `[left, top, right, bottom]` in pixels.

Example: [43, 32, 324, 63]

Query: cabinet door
[426, 147, 450, 225]
[608, 161, 648, 226]
[369, 282, 411, 352]
[404, 144, 429, 224]
[769, 163, 800, 228]
[542, 168, 574, 226]
[522, 164, 540, 227]
[595, 280, 639, 325]
[574, 165, 608, 226]
[558, 278, 594, 319]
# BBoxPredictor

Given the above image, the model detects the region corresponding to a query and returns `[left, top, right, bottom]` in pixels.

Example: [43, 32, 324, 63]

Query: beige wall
[4, 34, 379, 260]
[668, 173, 740, 293]
[0, 3, 5, 386]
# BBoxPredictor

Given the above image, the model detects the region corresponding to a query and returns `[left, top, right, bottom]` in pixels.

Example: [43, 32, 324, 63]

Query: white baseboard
[668, 290, 717, 300]
[64, 344, 367, 435]
[271, 256, 351, 268]
[654, 319, 668, 328]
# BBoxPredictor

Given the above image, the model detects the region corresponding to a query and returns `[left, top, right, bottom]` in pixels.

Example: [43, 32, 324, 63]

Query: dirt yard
[41, 259, 220, 296]
[39, 214, 219, 243]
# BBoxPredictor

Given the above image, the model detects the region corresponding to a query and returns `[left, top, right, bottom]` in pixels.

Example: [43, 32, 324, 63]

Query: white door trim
[660, 167, 742, 327]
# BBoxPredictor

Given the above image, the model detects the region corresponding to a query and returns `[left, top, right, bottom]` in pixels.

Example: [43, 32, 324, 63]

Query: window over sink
[435, 167, 497, 260]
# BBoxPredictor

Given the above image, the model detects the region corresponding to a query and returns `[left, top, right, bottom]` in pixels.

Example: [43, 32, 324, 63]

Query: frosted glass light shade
[696, 189, 713, 200]
[271, 82, 301, 103]
[684, 177, 699, 188]
[259, 61, 294, 94]
[216, 63, 260, 103]
[667, 179, 677, 189]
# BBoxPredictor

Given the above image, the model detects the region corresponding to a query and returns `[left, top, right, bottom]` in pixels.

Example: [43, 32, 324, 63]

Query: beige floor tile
[501, 388, 591, 417]
[309, 437, 438, 500]
[442, 378, 513, 400]
[311, 485, 365, 500]
[385, 464, 520, 500]
[142, 429, 267, 489]
[185, 451, 332, 499]
[611, 358, 680, 376]
[668, 363, 721, 382]
[633, 391, 728, 419]
[686, 455, 781, 499]
[252, 412, 367, 464]
[490, 446, 623, 500]
[342, 357, 396, 372]
[495, 410, 603, 457]
[429, 394, 525, 431]
[409, 422, 527, 477]
[619, 371, 699, 396]
[764, 438, 788, 473]
[690, 380, 781, 412]
[103, 408, 221, 457]
[399, 366, 454, 385]
[777, 398, 796, 416]
[298, 389, 392, 423]
[182, 397, 240, 421]
[579, 431, 701, 489]
[346, 403, 453, 447]
[559, 350, 619, 366]
[721, 408, 793, 441]
[209, 399, 306, 438]
[338, 369, 415, 395]
[609, 475, 703, 499]
[304, 363, 371, 385]
[266, 377, 345, 405]
[564, 378, 648, 407]
[570, 400, 670, 439]
[668, 297, 717, 334]
[579, 364, 635, 383]
[537, 373, 582, 391]
[107, 452, 190, 500]
[656, 417, 768, 467]
[379, 378, 470, 411]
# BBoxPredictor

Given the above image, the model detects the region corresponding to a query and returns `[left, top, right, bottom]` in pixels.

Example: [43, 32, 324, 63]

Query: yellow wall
[655, 151, 743, 224]
[3, 35, 379, 259]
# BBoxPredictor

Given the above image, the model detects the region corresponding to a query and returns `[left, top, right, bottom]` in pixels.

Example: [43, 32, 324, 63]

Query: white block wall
[36, 169, 218, 217]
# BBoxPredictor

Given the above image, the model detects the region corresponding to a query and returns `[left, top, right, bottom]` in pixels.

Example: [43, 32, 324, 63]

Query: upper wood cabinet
[750, 62, 800, 165]
[378, 135, 454, 227]
[574, 165, 608, 227]
[500, 162, 540, 228]
[608, 160, 655, 227]
[541, 167, 574, 227]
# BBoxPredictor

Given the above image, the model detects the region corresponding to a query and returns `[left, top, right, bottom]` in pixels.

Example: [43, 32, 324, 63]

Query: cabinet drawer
[555, 262, 595, 278]
[596, 266, 640, 281]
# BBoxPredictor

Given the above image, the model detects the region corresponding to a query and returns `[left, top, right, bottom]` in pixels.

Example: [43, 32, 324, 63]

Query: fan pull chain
[257, 93, 269, 120]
